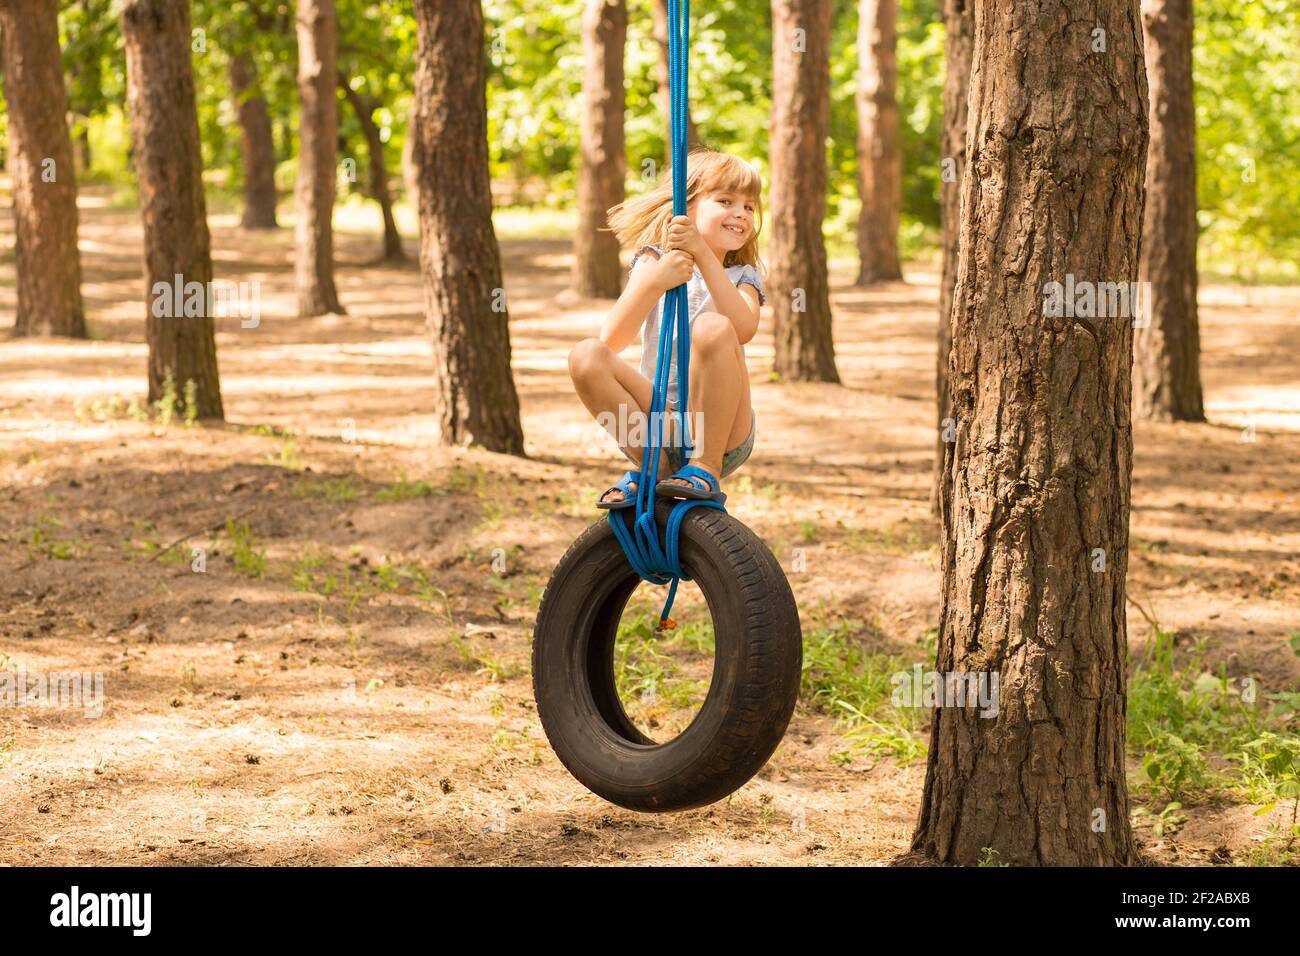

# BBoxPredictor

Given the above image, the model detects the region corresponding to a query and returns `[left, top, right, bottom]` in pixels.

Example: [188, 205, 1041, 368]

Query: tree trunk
[912, 0, 1147, 866]
[651, 0, 699, 160]
[74, 125, 92, 173]
[228, 48, 279, 230]
[1134, 0, 1203, 421]
[855, 0, 903, 285]
[769, 0, 839, 383]
[0, 0, 86, 338]
[401, 98, 419, 202]
[339, 73, 404, 263]
[571, 0, 626, 299]
[930, 0, 973, 515]
[294, 0, 344, 316]
[122, 0, 223, 420]
[412, 0, 524, 455]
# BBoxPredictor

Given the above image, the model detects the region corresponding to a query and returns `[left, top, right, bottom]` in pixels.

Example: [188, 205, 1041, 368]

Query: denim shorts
[622, 407, 756, 480]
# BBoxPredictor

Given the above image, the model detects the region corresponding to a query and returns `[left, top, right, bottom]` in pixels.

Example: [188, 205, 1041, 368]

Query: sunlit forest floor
[1, 187, 1297, 865]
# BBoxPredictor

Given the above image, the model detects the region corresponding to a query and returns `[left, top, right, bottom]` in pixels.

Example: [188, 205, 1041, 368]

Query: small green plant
[266, 439, 304, 470]
[183, 379, 199, 424]
[452, 636, 523, 682]
[154, 370, 178, 426]
[224, 519, 267, 578]
[977, 847, 1008, 867]
[1142, 732, 1211, 802]
[1133, 801, 1188, 839]
[24, 515, 77, 560]
[1238, 732, 1300, 820]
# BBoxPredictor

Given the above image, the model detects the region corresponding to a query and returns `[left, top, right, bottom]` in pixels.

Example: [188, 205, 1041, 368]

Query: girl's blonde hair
[606, 147, 764, 272]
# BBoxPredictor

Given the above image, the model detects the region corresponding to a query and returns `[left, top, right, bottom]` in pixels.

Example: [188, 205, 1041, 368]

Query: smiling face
[692, 189, 758, 258]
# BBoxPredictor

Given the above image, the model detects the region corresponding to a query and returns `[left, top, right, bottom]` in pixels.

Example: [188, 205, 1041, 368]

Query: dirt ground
[1, 189, 1297, 866]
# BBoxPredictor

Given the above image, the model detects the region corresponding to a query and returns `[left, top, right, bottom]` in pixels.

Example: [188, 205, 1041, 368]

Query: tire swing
[532, 0, 802, 813]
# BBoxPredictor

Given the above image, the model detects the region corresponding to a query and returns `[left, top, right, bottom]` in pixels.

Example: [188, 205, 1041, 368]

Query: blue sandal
[655, 464, 726, 504]
[596, 469, 642, 510]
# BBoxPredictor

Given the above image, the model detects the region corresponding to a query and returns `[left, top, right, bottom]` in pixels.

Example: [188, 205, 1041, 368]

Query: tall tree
[769, 0, 839, 382]
[122, 0, 223, 419]
[855, 0, 903, 284]
[571, 0, 626, 299]
[930, 0, 973, 514]
[412, 0, 524, 454]
[1134, 0, 1204, 421]
[228, 48, 279, 229]
[651, 0, 699, 159]
[339, 71, 404, 263]
[295, 0, 344, 316]
[0, 0, 86, 338]
[913, 0, 1147, 865]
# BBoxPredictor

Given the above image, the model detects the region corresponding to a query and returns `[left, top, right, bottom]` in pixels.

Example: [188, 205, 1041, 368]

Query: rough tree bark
[769, 0, 839, 383]
[651, 0, 699, 160]
[295, 0, 344, 316]
[912, 0, 1148, 865]
[228, 48, 279, 230]
[571, 0, 626, 299]
[122, 0, 224, 419]
[855, 0, 903, 284]
[930, 0, 973, 515]
[1134, 0, 1203, 421]
[339, 72, 404, 262]
[0, 0, 86, 338]
[411, 0, 524, 455]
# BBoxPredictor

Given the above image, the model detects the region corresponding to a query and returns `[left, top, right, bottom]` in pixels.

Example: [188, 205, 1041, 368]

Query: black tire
[532, 501, 802, 813]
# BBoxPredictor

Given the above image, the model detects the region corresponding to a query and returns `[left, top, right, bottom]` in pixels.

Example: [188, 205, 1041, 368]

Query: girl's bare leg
[568, 338, 674, 503]
[662, 311, 751, 489]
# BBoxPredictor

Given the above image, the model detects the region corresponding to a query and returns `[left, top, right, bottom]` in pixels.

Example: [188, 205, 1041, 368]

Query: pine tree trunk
[228, 48, 279, 230]
[122, 0, 224, 420]
[651, 0, 699, 160]
[339, 74, 404, 263]
[412, 0, 525, 455]
[0, 0, 86, 338]
[401, 98, 419, 202]
[930, 0, 973, 515]
[855, 0, 903, 285]
[911, 0, 1147, 866]
[1134, 0, 1203, 421]
[769, 0, 839, 383]
[75, 126, 93, 173]
[294, 0, 344, 316]
[571, 0, 626, 299]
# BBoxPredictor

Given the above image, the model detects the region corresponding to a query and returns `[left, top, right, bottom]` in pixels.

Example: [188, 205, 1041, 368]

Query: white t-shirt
[630, 244, 765, 409]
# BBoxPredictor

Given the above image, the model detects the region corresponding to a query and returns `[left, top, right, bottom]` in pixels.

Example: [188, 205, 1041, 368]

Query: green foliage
[1127, 624, 1299, 805]
[41, 0, 1300, 276]
[1195, 0, 1300, 277]
[801, 617, 926, 763]
[612, 609, 713, 732]
[374, 475, 438, 500]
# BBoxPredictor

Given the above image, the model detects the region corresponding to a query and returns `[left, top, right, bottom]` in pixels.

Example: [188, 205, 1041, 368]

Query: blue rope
[607, 0, 724, 630]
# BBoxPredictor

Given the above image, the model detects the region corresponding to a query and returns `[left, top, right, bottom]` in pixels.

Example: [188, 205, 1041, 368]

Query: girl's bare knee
[568, 337, 610, 384]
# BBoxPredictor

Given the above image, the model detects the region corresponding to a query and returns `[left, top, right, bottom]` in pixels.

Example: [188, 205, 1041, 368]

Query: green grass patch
[1127, 623, 1300, 810]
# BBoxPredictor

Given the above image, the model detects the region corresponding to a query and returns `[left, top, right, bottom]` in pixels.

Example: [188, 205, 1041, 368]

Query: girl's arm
[693, 250, 761, 345]
[600, 255, 661, 353]
[666, 217, 760, 344]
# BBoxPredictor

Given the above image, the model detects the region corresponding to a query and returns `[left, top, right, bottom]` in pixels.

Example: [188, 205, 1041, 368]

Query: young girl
[568, 148, 765, 508]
